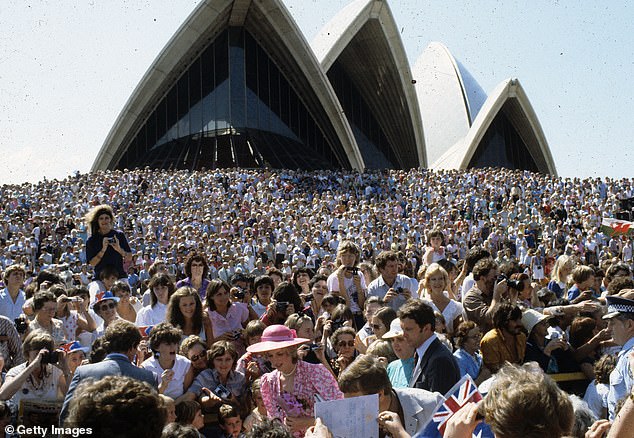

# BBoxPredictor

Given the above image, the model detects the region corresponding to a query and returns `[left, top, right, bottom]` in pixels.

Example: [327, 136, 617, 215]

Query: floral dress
[260, 360, 343, 438]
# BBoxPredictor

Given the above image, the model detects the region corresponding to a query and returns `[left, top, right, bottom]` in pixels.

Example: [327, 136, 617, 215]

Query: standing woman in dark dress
[85, 205, 132, 283]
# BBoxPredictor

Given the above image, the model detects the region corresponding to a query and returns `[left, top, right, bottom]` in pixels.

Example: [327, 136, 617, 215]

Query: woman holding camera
[84, 204, 132, 283]
[0, 330, 70, 403]
[52, 286, 96, 342]
[205, 280, 252, 356]
[326, 241, 366, 329]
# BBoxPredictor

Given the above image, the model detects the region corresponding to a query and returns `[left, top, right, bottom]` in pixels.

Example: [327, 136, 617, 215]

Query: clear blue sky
[1, 0, 632, 184]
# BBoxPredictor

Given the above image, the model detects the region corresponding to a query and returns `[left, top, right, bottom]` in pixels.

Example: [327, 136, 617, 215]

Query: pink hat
[246, 324, 309, 354]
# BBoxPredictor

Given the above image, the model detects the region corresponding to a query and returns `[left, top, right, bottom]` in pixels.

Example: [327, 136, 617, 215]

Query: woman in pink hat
[247, 324, 343, 437]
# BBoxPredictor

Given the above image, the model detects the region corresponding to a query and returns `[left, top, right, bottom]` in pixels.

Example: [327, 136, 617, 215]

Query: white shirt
[0, 288, 26, 321]
[141, 354, 191, 398]
[135, 302, 168, 326]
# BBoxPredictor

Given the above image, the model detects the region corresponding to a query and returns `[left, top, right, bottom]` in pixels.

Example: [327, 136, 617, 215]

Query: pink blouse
[260, 360, 343, 438]
[207, 303, 248, 336]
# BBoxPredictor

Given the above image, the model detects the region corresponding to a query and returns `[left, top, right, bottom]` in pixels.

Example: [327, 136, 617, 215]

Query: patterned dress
[260, 360, 343, 438]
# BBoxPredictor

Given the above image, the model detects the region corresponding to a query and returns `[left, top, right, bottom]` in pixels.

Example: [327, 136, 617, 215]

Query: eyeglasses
[337, 341, 355, 348]
[98, 302, 117, 312]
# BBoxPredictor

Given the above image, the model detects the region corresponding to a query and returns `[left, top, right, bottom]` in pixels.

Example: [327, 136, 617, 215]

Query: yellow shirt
[480, 328, 526, 372]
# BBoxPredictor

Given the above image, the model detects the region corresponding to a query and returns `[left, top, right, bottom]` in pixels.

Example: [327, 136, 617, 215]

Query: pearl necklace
[280, 364, 297, 378]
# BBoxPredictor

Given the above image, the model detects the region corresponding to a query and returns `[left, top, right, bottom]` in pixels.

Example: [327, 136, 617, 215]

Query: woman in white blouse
[422, 263, 463, 336]
[136, 273, 175, 326]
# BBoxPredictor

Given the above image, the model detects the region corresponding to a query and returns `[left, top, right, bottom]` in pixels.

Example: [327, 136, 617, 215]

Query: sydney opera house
[91, 0, 558, 175]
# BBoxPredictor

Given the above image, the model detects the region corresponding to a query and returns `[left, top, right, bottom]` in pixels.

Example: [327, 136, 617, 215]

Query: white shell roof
[413, 42, 487, 168]
[432, 78, 557, 176]
[92, 0, 364, 171]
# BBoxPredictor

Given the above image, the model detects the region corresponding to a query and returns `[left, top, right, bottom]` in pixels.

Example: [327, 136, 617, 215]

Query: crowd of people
[0, 166, 632, 437]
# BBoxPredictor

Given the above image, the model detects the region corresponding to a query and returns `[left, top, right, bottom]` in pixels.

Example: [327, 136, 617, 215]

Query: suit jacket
[60, 353, 158, 423]
[410, 337, 461, 395]
[395, 387, 444, 435]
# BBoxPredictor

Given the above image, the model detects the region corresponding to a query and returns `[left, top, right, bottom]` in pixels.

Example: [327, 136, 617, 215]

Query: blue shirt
[367, 274, 418, 311]
[387, 357, 415, 389]
[567, 285, 581, 301]
[608, 336, 634, 420]
[453, 348, 482, 380]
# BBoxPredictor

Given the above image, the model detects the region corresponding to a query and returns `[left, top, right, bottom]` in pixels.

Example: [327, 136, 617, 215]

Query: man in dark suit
[399, 299, 460, 394]
[60, 320, 158, 423]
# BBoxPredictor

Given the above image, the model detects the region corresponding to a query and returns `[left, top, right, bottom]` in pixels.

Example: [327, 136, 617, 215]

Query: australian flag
[415, 375, 494, 438]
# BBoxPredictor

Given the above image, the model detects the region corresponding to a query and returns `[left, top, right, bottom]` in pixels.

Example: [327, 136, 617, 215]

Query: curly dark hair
[167, 287, 204, 334]
[103, 320, 142, 354]
[148, 322, 182, 351]
[32, 290, 56, 312]
[492, 303, 522, 331]
[84, 204, 115, 236]
[65, 375, 165, 437]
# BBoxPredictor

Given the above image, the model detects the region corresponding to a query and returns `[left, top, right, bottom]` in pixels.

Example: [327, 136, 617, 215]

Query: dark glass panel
[327, 61, 396, 168]
[165, 87, 178, 142]
[229, 28, 246, 128]
[214, 30, 230, 130]
[468, 110, 539, 172]
[177, 73, 189, 137]
[201, 44, 214, 96]
[257, 44, 270, 132]
[245, 31, 258, 129]
[269, 65, 280, 118]
[146, 111, 157, 152]
[155, 98, 167, 145]
[279, 77, 289, 126]
[189, 59, 202, 134]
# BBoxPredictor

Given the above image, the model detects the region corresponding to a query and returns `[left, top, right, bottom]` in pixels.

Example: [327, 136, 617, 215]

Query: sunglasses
[189, 352, 206, 362]
[98, 302, 116, 312]
[337, 341, 355, 348]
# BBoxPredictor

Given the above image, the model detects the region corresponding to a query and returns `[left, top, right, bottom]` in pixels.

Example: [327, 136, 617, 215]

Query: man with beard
[480, 303, 526, 373]
[463, 258, 508, 333]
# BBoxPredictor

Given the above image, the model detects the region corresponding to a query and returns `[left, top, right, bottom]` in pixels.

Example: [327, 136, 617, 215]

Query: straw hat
[246, 324, 309, 353]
